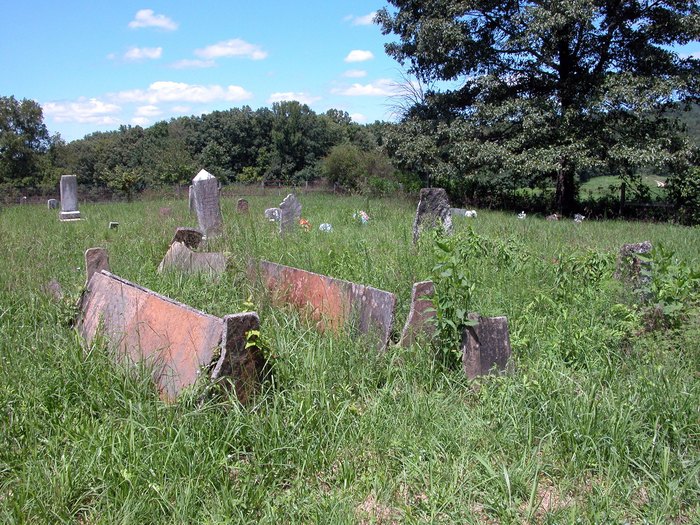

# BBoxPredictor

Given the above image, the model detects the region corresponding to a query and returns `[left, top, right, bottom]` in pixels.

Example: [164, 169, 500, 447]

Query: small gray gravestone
[413, 188, 452, 244]
[188, 185, 194, 213]
[84, 247, 110, 285]
[279, 193, 301, 234]
[237, 198, 249, 213]
[264, 207, 281, 222]
[59, 175, 81, 221]
[192, 169, 223, 237]
[20, 196, 27, 204]
[615, 241, 653, 289]
[47, 199, 58, 210]
[461, 314, 512, 380]
[171, 227, 203, 249]
[109, 222, 119, 229]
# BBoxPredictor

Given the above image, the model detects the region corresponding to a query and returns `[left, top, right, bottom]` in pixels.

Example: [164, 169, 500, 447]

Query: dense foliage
[377, 0, 700, 214]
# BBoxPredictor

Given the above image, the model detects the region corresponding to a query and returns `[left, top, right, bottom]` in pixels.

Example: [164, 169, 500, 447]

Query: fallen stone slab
[249, 259, 396, 350]
[85, 247, 110, 285]
[399, 281, 436, 347]
[157, 241, 228, 275]
[170, 227, 203, 250]
[461, 314, 512, 380]
[77, 269, 261, 403]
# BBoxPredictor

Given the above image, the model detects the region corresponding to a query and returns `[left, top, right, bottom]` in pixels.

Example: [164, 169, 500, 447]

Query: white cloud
[344, 50, 374, 63]
[131, 117, 151, 126]
[43, 97, 121, 124]
[684, 51, 700, 59]
[350, 113, 367, 123]
[350, 12, 376, 26]
[170, 59, 216, 69]
[333, 79, 398, 97]
[134, 105, 161, 117]
[128, 9, 178, 31]
[171, 105, 191, 113]
[113, 81, 253, 104]
[343, 69, 367, 78]
[267, 92, 321, 105]
[124, 46, 162, 61]
[195, 39, 268, 60]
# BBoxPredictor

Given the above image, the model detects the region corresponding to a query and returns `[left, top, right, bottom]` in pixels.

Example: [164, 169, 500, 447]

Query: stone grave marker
[109, 222, 119, 229]
[157, 242, 228, 276]
[191, 169, 223, 237]
[188, 185, 194, 213]
[171, 227, 203, 249]
[413, 188, 452, 244]
[399, 281, 437, 347]
[47, 199, 58, 209]
[59, 174, 81, 221]
[279, 193, 301, 234]
[84, 247, 110, 285]
[264, 207, 281, 222]
[237, 198, 249, 213]
[461, 314, 512, 380]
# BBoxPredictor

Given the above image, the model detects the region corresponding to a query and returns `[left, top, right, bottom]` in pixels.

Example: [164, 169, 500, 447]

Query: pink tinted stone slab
[250, 260, 396, 350]
[399, 281, 436, 347]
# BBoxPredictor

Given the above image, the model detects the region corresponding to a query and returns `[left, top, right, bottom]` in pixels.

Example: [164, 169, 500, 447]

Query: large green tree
[0, 96, 51, 188]
[377, 0, 700, 214]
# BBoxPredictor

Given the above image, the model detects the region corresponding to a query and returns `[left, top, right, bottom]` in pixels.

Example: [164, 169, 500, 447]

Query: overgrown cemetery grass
[1, 193, 699, 523]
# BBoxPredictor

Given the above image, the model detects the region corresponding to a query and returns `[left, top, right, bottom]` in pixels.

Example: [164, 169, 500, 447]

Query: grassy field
[580, 175, 668, 200]
[1, 193, 698, 524]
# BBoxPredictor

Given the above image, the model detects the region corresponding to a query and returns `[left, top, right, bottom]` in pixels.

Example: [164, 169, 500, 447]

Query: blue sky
[2, 2, 698, 143]
[0, 1, 405, 141]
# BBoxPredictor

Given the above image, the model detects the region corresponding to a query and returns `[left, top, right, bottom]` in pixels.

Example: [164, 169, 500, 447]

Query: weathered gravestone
[615, 241, 653, 289]
[237, 199, 249, 213]
[157, 242, 228, 276]
[264, 207, 281, 222]
[399, 281, 437, 347]
[47, 199, 58, 210]
[461, 314, 512, 380]
[170, 227, 203, 249]
[191, 169, 223, 237]
[108, 222, 119, 229]
[77, 258, 262, 403]
[188, 185, 194, 213]
[249, 259, 396, 350]
[279, 193, 302, 234]
[59, 174, 81, 221]
[84, 247, 110, 285]
[413, 188, 452, 244]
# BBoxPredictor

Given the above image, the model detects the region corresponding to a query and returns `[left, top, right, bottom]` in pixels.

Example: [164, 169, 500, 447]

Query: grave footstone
[171, 227, 203, 249]
[461, 314, 512, 380]
[109, 222, 119, 229]
[264, 207, 281, 222]
[84, 247, 110, 285]
[399, 281, 437, 347]
[59, 174, 81, 221]
[191, 169, 223, 237]
[47, 199, 58, 210]
[279, 194, 302, 234]
[413, 188, 452, 244]
[237, 199, 249, 213]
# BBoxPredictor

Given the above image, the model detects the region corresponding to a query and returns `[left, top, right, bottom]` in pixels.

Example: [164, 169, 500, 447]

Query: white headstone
[191, 169, 223, 237]
[279, 194, 302, 234]
[59, 175, 81, 221]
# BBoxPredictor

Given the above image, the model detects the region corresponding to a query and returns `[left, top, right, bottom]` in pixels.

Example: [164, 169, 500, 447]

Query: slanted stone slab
[77, 270, 261, 402]
[249, 260, 396, 350]
[615, 241, 652, 286]
[171, 227, 203, 250]
[85, 247, 110, 285]
[461, 314, 512, 380]
[157, 241, 227, 275]
[192, 169, 223, 237]
[279, 193, 301, 234]
[399, 281, 436, 347]
[413, 188, 452, 244]
[59, 174, 81, 221]
[47, 198, 58, 210]
[237, 198, 249, 213]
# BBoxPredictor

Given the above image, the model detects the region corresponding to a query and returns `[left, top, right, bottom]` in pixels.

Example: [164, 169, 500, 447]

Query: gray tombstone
[84, 247, 110, 285]
[109, 222, 119, 229]
[191, 169, 223, 237]
[59, 175, 81, 221]
[47, 199, 58, 210]
[188, 185, 194, 214]
[461, 314, 512, 380]
[412, 188, 452, 244]
[237, 198, 249, 213]
[279, 193, 302, 234]
[264, 207, 281, 222]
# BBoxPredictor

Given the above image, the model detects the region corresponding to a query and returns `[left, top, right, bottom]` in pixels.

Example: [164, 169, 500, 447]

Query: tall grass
[0, 195, 698, 523]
